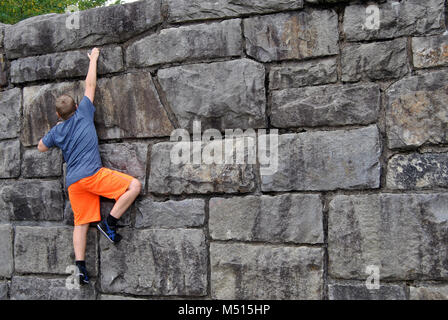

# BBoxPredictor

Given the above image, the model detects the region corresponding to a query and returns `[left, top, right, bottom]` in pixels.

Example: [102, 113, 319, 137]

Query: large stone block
[244, 10, 338, 62]
[344, 0, 445, 41]
[271, 83, 380, 128]
[269, 57, 337, 90]
[329, 193, 448, 280]
[4, 1, 162, 59]
[341, 38, 409, 82]
[99, 142, 148, 193]
[148, 137, 257, 195]
[0, 140, 20, 178]
[211, 243, 324, 299]
[412, 34, 448, 69]
[387, 153, 448, 190]
[328, 281, 407, 300]
[100, 228, 207, 296]
[157, 59, 266, 132]
[11, 46, 124, 84]
[22, 148, 62, 178]
[209, 194, 323, 244]
[410, 284, 448, 300]
[0, 180, 63, 222]
[0, 224, 13, 278]
[164, 0, 304, 22]
[386, 70, 448, 149]
[135, 198, 205, 229]
[14, 226, 97, 275]
[261, 125, 381, 192]
[10, 276, 96, 300]
[127, 19, 242, 68]
[0, 281, 7, 300]
[0, 88, 21, 140]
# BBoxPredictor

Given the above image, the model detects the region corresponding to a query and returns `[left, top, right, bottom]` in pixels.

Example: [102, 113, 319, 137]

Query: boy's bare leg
[109, 178, 141, 220]
[73, 223, 90, 260]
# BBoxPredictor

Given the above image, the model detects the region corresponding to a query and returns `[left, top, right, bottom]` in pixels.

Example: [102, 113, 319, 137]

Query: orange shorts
[68, 167, 134, 226]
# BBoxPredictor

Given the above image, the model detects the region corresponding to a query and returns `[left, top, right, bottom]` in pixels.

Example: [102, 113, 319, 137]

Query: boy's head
[55, 95, 77, 120]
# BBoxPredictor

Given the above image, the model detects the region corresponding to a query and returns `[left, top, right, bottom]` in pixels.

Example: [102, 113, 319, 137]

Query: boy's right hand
[87, 48, 100, 62]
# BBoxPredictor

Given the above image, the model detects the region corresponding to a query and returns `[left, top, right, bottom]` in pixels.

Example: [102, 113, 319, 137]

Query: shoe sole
[97, 224, 117, 244]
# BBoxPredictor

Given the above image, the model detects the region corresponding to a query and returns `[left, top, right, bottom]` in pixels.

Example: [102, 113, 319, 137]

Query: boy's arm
[85, 48, 100, 103]
[37, 139, 49, 152]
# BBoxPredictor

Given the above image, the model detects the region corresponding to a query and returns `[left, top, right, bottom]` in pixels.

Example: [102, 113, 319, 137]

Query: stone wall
[0, 0, 448, 300]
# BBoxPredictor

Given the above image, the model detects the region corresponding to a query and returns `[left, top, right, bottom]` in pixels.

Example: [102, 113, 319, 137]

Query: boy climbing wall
[37, 48, 142, 285]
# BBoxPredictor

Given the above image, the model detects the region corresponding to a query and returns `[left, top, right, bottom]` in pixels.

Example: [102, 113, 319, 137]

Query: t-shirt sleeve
[42, 129, 55, 148]
[77, 96, 96, 120]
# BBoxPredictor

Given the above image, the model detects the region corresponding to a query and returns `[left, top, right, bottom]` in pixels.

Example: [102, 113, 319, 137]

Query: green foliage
[0, 0, 123, 25]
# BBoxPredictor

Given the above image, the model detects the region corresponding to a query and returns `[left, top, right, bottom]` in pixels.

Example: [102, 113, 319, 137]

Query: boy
[38, 48, 142, 285]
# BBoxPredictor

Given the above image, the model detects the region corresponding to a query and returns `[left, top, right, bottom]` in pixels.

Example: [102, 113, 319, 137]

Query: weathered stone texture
[341, 38, 409, 82]
[22, 148, 62, 178]
[4, 0, 162, 59]
[127, 19, 242, 67]
[412, 34, 448, 69]
[0, 53, 8, 87]
[157, 59, 266, 132]
[410, 285, 448, 300]
[209, 194, 323, 244]
[0, 88, 21, 140]
[271, 83, 380, 128]
[100, 228, 207, 296]
[261, 125, 381, 191]
[328, 282, 407, 300]
[269, 57, 337, 90]
[211, 243, 324, 299]
[0, 282, 7, 300]
[11, 46, 124, 83]
[0, 224, 13, 278]
[0, 140, 20, 178]
[386, 70, 448, 149]
[135, 198, 205, 229]
[344, 0, 445, 41]
[329, 193, 448, 280]
[244, 10, 338, 62]
[387, 153, 448, 190]
[0, 180, 63, 222]
[14, 226, 97, 275]
[165, 0, 304, 22]
[10, 276, 96, 300]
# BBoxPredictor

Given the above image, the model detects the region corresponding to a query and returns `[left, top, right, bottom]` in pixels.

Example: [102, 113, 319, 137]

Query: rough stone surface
[21, 148, 62, 178]
[211, 243, 324, 299]
[0, 23, 5, 48]
[0, 140, 20, 178]
[341, 38, 409, 82]
[100, 228, 207, 296]
[269, 57, 337, 90]
[0, 53, 7, 87]
[127, 19, 242, 67]
[14, 226, 97, 275]
[410, 284, 448, 300]
[328, 282, 407, 300]
[99, 294, 144, 300]
[0, 88, 22, 140]
[148, 137, 257, 195]
[343, 0, 445, 41]
[329, 193, 448, 280]
[386, 70, 448, 149]
[271, 83, 380, 128]
[387, 153, 448, 190]
[157, 59, 266, 132]
[135, 198, 205, 229]
[412, 34, 448, 69]
[0, 224, 13, 278]
[11, 46, 124, 84]
[10, 276, 96, 300]
[0, 282, 7, 300]
[4, 1, 162, 59]
[244, 10, 338, 62]
[261, 125, 381, 191]
[209, 194, 323, 244]
[165, 0, 304, 22]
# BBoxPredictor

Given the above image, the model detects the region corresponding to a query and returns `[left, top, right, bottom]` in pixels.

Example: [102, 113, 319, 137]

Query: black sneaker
[97, 219, 122, 244]
[77, 264, 89, 285]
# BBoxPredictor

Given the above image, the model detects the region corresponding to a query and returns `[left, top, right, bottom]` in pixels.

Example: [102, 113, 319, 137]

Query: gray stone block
[329, 193, 448, 280]
[244, 10, 338, 62]
[410, 284, 448, 300]
[0, 88, 21, 140]
[209, 194, 323, 244]
[22, 148, 62, 178]
[0, 140, 20, 178]
[0, 281, 8, 300]
[271, 83, 380, 128]
[100, 228, 207, 296]
[328, 282, 407, 300]
[412, 34, 448, 69]
[211, 243, 324, 299]
[0, 224, 13, 278]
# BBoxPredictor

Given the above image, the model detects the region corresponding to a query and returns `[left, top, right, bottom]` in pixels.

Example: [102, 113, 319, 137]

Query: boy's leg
[73, 223, 90, 261]
[109, 178, 141, 219]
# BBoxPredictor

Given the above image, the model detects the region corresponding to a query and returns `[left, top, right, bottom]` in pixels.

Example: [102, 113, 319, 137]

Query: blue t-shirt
[42, 96, 102, 189]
